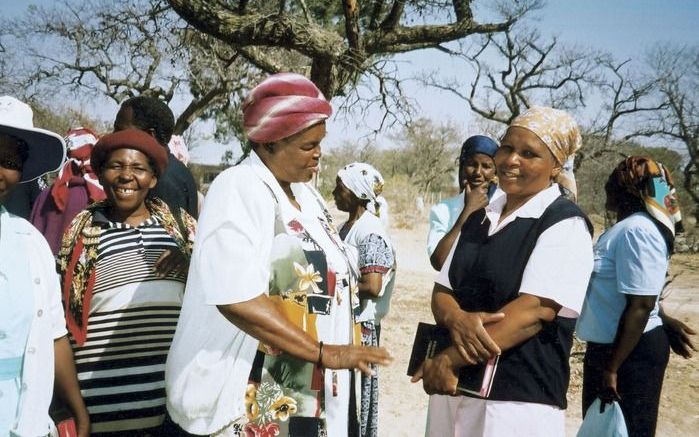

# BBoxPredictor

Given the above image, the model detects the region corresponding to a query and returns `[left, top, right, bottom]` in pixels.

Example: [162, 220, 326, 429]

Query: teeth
[116, 188, 135, 194]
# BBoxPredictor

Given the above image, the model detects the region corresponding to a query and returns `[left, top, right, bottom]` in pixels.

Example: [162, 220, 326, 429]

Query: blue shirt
[427, 194, 464, 256]
[0, 206, 34, 435]
[576, 212, 668, 344]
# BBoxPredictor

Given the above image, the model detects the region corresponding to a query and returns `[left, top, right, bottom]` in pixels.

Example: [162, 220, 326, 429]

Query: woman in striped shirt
[58, 128, 196, 435]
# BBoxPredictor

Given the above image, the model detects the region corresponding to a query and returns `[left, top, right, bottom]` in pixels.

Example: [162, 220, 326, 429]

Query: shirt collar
[485, 184, 562, 234]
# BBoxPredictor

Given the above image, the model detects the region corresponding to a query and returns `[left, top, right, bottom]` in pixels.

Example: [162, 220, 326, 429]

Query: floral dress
[223, 185, 362, 437]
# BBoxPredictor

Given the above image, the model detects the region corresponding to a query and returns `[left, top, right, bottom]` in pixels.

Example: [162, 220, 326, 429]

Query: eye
[0, 159, 22, 171]
[521, 150, 537, 158]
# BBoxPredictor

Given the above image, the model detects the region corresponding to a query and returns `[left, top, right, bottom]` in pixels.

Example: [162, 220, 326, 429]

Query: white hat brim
[0, 124, 66, 182]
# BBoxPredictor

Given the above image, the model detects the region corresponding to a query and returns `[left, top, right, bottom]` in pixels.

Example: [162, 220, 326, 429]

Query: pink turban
[242, 72, 332, 144]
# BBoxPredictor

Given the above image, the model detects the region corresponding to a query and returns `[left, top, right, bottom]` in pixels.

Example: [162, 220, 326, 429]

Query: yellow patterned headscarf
[509, 106, 582, 200]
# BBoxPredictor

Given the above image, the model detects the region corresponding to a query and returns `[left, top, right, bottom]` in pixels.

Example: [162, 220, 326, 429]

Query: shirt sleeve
[358, 233, 394, 274]
[34, 230, 67, 339]
[518, 217, 593, 316]
[189, 171, 276, 305]
[615, 225, 669, 296]
[427, 203, 448, 256]
[434, 239, 458, 290]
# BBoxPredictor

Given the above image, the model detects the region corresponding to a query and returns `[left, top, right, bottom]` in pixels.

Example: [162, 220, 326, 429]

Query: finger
[411, 366, 424, 383]
[682, 323, 697, 335]
[480, 312, 505, 325]
[356, 361, 373, 376]
[456, 344, 477, 365]
[476, 328, 501, 356]
[470, 340, 491, 362]
[154, 250, 171, 269]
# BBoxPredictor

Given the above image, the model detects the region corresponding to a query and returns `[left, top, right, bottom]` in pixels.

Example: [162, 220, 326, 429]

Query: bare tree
[628, 45, 699, 220]
[390, 118, 462, 193]
[0, 0, 261, 139]
[164, 0, 543, 130]
[425, 27, 600, 125]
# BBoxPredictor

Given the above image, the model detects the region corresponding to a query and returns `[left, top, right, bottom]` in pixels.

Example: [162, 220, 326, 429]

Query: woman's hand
[463, 183, 489, 216]
[662, 314, 696, 358]
[321, 344, 393, 375]
[410, 349, 459, 395]
[154, 249, 189, 278]
[444, 309, 504, 365]
[601, 369, 621, 405]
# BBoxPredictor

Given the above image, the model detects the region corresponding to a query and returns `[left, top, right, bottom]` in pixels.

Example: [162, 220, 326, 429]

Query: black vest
[448, 196, 592, 408]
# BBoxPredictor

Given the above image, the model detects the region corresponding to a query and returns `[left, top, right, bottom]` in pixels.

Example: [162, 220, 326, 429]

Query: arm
[431, 283, 503, 365]
[217, 294, 392, 374]
[659, 305, 696, 358]
[358, 272, 383, 298]
[54, 336, 90, 437]
[429, 185, 488, 270]
[602, 294, 656, 397]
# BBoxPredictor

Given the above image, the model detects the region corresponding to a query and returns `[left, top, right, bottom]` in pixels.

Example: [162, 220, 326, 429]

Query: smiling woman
[418, 106, 595, 437]
[57, 128, 197, 435]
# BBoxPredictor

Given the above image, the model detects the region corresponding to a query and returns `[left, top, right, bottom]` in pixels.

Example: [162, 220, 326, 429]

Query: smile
[115, 187, 137, 195]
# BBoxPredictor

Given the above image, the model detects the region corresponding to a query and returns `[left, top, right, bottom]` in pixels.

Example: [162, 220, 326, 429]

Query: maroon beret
[91, 128, 168, 176]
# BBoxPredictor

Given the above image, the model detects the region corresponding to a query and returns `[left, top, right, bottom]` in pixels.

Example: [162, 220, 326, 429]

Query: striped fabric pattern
[70, 217, 185, 434]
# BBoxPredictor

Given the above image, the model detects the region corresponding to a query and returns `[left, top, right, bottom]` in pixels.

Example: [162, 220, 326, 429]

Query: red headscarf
[50, 127, 105, 212]
[242, 72, 332, 143]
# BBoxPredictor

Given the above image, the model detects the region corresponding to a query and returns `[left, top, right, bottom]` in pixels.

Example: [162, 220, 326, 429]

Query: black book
[407, 322, 499, 398]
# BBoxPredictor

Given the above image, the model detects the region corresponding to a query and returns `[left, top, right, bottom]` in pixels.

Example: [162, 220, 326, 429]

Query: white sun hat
[0, 96, 66, 182]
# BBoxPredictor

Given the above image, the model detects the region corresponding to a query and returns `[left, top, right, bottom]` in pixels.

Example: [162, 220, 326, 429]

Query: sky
[3, 0, 699, 164]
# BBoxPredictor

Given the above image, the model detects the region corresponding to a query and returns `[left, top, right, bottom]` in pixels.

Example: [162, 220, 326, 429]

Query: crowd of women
[0, 71, 695, 437]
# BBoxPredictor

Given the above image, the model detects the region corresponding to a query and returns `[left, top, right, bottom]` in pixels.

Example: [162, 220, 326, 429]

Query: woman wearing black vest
[412, 106, 594, 436]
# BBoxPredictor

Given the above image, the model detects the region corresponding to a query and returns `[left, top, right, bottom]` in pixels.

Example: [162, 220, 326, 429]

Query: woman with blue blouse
[577, 156, 681, 437]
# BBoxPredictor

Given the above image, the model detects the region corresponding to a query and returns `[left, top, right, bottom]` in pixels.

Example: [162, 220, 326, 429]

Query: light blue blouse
[0, 206, 34, 435]
[576, 212, 669, 344]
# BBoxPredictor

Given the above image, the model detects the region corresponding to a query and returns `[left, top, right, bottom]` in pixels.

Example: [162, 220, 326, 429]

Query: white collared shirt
[165, 151, 354, 435]
[435, 184, 593, 316]
[0, 206, 67, 437]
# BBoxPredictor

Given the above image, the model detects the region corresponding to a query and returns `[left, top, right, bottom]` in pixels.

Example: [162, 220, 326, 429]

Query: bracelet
[316, 341, 324, 367]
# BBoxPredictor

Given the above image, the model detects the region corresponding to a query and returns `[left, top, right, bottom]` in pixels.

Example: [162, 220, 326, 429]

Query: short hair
[120, 95, 175, 147]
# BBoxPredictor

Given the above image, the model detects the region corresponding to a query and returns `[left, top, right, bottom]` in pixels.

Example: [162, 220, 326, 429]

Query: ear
[551, 165, 562, 179]
[148, 175, 158, 190]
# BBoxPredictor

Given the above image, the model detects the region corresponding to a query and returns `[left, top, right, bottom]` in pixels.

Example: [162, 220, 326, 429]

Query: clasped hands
[411, 309, 504, 395]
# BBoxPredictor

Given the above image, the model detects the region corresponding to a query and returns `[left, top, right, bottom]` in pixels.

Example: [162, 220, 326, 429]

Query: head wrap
[459, 135, 498, 163]
[168, 135, 190, 166]
[509, 106, 582, 200]
[337, 162, 386, 218]
[91, 128, 168, 176]
[49, 127, 105, 212]
[611, 156, 682, 238]
[242, 73, 332, 144]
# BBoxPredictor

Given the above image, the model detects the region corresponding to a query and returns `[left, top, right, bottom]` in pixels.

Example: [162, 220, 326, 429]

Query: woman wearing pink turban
[166, 73, 392, 437]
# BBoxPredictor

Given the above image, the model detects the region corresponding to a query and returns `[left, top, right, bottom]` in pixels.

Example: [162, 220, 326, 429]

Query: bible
[407, 322, 499, 398]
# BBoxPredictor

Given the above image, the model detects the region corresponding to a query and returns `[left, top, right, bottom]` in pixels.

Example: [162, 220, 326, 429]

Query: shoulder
[541, 196, 592, 235]
[616, 213, 667, 245]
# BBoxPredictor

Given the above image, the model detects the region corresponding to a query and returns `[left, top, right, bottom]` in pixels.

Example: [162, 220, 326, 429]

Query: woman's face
[98, 148, 157, 215]
[332, 176, 357, 212]
[459, 153, 496, 191]
[0, 135, 23, 204]
[262, 122, 325, 184]
[495, 126, 560, 201]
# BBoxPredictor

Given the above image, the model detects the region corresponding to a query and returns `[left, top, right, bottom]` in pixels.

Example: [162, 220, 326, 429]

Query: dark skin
[217, 123, 393, 374]
[601, 180, 696, 398]
[332, 177, 383, 298]
[97, 148, 188, 277]
[412, 127, 564, 395]
[1, 137, 90, 437]
[430, 153, 495, 270]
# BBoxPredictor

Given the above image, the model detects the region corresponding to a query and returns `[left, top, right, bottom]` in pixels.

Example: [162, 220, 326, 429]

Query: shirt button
[34, 277, 41, 284]
[37, 309, 43, 317]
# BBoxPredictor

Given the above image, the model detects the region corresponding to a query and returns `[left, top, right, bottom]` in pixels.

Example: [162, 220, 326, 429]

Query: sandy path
[376, 223, 699, 436]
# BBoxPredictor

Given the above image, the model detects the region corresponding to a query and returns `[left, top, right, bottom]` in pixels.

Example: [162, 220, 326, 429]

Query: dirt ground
[374, 220, 699, 437]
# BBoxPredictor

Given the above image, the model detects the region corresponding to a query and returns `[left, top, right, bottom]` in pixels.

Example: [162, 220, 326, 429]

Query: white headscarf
[337, 162, 388, 222]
